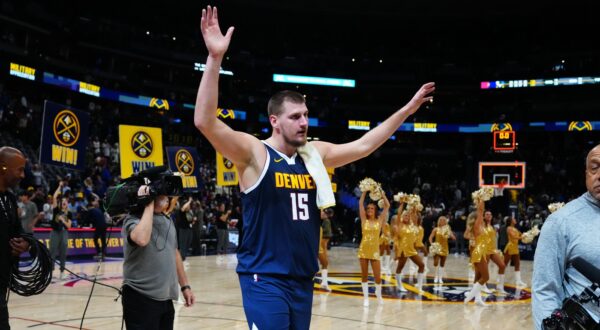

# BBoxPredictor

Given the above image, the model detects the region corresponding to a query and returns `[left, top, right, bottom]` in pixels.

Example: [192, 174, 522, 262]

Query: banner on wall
[166, 146, 201, 192]
[216, 152, 238, 186]
[118, 125, 163, 178]
[39, 101, 90, 170]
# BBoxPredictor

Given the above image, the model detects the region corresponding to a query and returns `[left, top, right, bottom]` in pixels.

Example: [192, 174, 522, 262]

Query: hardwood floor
[7, 247, 533, 329]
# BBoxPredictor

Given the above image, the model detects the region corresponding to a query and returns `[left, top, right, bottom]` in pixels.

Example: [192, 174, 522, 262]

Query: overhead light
[146, 31, 150, 35]
[352, 58, 355, 62]
[172, 36, 176, 41]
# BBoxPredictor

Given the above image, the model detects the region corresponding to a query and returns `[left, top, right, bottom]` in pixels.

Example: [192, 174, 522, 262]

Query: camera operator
[121, 185, 195, 330]
[532, 144, 600, 329]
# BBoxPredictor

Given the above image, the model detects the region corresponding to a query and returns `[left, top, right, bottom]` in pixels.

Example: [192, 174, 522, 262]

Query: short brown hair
[267, 90, 305, 116]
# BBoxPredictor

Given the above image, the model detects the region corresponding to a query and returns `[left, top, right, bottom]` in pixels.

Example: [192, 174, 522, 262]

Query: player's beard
[282, 129, 307, 147]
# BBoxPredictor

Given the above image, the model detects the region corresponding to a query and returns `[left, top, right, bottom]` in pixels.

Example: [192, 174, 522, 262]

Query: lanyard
[0, 193, 13, 222]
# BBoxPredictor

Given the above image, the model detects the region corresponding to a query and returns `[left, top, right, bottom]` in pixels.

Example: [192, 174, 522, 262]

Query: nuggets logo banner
[39, 101, 90, 170]
[166, 146, 201, 191]
[216, 152, 238, 186]
[119, 125, 163, 178]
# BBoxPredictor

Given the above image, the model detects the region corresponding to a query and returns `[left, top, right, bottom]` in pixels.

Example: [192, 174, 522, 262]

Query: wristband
[180, 285, 191, 292]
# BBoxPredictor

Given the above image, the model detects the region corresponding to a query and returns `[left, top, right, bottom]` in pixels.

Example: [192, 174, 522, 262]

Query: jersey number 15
[290, 193, 309, 221]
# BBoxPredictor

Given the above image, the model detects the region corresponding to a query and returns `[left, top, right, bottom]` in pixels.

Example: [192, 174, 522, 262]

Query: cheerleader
[319, 209, 333, 291]
[503, 216, 527, 287]
[464, 219, 476, 283]
[463, 200, 488, 306]
[483, 210, 506, 293]
[414, 214, 429, 273]
[379, 215, 393, 274]
[393, 203, 426, 292]
[428, 216, 456, 284]
[357, 190, 390, 306]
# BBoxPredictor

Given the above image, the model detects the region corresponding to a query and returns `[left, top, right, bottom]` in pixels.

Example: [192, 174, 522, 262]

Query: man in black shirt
[0, 147, 30, 330]
[88, 197, 107, 260]
[176, 197, 194, 262]
[215, 203, 231, 255]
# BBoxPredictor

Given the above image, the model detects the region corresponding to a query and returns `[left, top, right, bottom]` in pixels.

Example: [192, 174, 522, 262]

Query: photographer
[532, 144, 600, 329]
[121, 185, 195, 330]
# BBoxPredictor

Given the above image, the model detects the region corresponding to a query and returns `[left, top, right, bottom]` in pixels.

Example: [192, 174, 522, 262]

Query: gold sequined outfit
[503, 227, 521, 255]
[379, 222, 391, 245]
[395, 224, 418, 258]
[415, 226, 425, 248]
[470, 233, 488, 263]
[357, 220, 381, 260]
[434, 225, 452, 256]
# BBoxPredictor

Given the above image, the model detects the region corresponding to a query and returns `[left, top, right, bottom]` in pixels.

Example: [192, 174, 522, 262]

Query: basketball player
[357, 190, 390, 306]
[195, 6, 434, 329]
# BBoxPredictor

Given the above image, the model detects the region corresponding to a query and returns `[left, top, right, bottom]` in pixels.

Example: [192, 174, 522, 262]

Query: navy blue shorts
[238, 273, 314, 330]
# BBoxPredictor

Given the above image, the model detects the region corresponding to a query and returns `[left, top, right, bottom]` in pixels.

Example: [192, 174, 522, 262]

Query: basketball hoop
[494, 182, 506, 197]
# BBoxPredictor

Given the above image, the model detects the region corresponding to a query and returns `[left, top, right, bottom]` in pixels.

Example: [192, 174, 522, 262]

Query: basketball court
[8, 247, 533, 329]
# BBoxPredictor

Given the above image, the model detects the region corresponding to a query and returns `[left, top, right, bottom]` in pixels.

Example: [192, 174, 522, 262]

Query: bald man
[0, 146, 30, 329]
[532, 144, 600, 329]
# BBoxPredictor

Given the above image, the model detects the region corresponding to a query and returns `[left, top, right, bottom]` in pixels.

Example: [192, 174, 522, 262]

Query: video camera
[543, 258, 600, 330]
[104, 166, 183, 215]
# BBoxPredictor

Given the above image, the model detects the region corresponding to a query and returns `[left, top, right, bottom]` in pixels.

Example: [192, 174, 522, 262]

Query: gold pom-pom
[548, 202, 565, 213]
[471, 187, 494, 203]
[429, 242, 442, 255]
[521, 225, 541, 244]
[359, 178, 379, 193]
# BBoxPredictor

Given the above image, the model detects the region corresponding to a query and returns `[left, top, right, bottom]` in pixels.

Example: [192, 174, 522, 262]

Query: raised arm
[194, 6, 263, 169]
[181, 197, 193, 212]
[312, 83, 434, 168]
[359, 191, 366, 223]
[473, 200, 485, 236]
[378, 193, 390, 226]
[52, 183, 62, 209]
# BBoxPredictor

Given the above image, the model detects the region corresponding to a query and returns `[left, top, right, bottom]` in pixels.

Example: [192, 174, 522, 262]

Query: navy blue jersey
[237, 143, 320, 278]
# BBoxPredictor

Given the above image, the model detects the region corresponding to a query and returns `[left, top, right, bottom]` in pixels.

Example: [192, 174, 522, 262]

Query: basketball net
[494, 182, 506, 197]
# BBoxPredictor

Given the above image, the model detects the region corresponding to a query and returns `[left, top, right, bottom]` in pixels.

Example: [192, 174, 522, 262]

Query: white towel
[297, 143, 336, 209]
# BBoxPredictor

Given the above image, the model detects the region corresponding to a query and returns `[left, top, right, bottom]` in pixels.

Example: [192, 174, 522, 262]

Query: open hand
[405, 82, 435, 115]
[201, 6, 234, 58]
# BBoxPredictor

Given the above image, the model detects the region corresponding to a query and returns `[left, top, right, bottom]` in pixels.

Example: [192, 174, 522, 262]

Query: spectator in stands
[50, 182, 72, 279]
[215, 203, 231, 255]
[176, 197, 194, 263]
[88, 196, 107, 260]
[18, 190, 40, 234]
[191, 200, 206, 254]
